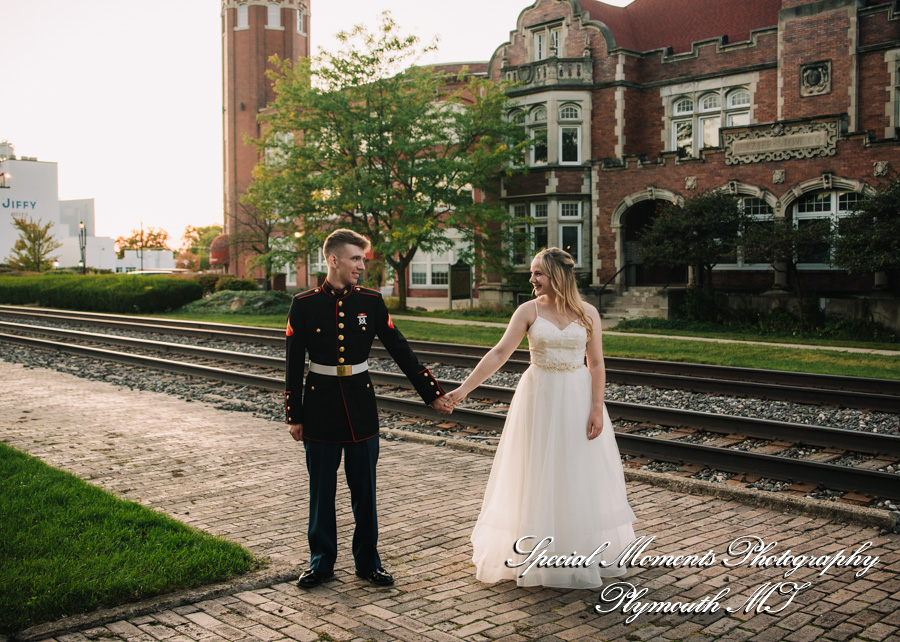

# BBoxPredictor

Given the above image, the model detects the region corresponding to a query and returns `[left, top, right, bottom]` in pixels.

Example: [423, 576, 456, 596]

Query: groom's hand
[288, 423, 304, 441]
[430, 397, 453, 414]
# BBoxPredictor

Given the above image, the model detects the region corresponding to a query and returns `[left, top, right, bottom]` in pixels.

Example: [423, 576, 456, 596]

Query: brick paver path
[2, 360, 898, 641]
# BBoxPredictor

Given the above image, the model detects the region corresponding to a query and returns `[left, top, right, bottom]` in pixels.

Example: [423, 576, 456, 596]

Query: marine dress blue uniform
[285, 279, 443, 576]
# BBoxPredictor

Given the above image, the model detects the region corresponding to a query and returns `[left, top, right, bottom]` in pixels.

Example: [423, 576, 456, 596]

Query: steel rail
[1, 306, 897, 406]
[4, 320, 899, 457]
[1, 330, 898, 498]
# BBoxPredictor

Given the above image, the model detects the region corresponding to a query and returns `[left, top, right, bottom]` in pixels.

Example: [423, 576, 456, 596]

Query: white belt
[309, 360, 369, 377]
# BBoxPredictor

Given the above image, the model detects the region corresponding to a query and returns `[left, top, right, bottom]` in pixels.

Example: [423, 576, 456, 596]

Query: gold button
[430, 381, 435, 386]
[287, 406, 290, 410]
[339, 347, 345, 352]
[338, 323, 344, 329]
[339, 312, 345, 317]
[423, 373, 428, 377]
[311, 386, 315, 390]
[366, 383, 370, 388]
[315, 288, 320, 292]
[339, 357, 345, 364]
[316, 328, 321, 333]
[356, 287, 361, 291]
[338, 301, 343, 307]
[338, 334, 344, 340]
[362, 326, 366, 331]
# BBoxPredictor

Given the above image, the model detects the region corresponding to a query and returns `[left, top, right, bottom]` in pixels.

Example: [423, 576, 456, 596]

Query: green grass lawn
[150, 312, 900, 380]
[0, 443, 259, 634]
[611, 321, 900, 352]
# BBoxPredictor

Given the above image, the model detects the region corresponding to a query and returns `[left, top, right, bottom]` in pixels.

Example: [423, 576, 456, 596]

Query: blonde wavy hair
[534, 247, 594, 342]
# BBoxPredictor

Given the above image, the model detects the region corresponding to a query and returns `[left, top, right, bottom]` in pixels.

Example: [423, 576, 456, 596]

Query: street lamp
[79, 221, 86, 275]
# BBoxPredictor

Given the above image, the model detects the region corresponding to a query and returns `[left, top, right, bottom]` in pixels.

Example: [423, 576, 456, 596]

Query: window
[559, 104, 579, 120]
[410, 233, 466, 288]
[236, 3, 249, 28]
[267, 3, 281, 27]
[559, 126, 580, 163]
[670, 88, 752, 156]
[309, 248, 326, 275]
[720, 198, 774, 267]
[531, 128, 548, 165]
[533, 26, 562, 61]
[559, 225, 581, 265]
[534, 32, 547, 61]
[549, 28, 561, 56]
[296, 8, 306, 34]
[559, 202, 581, 218]
[793, 191, 858, 265]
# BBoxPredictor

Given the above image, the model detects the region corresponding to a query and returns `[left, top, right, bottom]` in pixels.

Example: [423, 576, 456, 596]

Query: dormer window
[533, 26, 562, 61]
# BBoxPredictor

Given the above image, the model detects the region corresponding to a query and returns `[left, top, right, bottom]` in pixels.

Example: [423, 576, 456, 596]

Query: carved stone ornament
[772, 169, 785, 184]
[874, 161, 889, 177]
[723, 119, 839, 165]
[800, 61, 831, 97]
[685, 176, 697, 190]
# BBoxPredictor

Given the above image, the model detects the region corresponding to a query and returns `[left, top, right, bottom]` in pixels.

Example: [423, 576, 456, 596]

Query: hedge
[0, 274, 203, 313]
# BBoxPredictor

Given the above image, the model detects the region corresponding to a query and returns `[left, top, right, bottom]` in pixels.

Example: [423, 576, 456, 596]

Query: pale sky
[2, 0, 632, 248]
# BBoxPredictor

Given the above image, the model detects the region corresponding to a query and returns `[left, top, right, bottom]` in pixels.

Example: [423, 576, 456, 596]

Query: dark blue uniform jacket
[284, 280, 444, 442]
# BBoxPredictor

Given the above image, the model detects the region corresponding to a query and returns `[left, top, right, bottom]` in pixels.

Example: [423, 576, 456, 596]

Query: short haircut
[323, 228, 371, 260]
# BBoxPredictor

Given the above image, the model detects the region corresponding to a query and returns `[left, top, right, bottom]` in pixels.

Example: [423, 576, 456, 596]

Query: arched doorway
[621, 200, 688, 287]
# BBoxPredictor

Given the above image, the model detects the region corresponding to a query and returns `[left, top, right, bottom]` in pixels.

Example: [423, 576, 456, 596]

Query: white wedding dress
[471, 303, 636, 588]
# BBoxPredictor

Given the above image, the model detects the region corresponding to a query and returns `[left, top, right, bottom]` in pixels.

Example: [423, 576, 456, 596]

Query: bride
[443, 247, 636, 588]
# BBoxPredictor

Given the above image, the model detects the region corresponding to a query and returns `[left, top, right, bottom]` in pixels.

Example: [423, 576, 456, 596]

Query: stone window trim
[511, 92, 590, 167]
[772, 175, 875, 270]
[509, 199, 587, 267]
[659, 73, 759, 158]
[668, 87, 752, 156]
[883, 49, 900, 138]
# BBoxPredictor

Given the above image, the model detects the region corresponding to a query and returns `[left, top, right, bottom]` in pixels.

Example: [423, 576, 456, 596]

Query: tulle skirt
[471, 365, 636, 588]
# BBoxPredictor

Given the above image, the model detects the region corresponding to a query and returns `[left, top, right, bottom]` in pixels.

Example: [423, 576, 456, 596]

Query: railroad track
[0, 305, 896, 412]
[0, 317, 898, 500]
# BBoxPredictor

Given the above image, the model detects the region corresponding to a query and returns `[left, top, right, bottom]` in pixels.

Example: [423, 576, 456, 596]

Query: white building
[116, 248, 176, 273]
[0, 141, 116, 270]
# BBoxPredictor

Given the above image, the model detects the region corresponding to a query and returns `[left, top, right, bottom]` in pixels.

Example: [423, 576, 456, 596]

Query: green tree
[181, 224, 223, 270]
[832, 178, 900, 286]
[245, 13, 527, 309]
[115, 227, 171, 259]
[7, 215, 62, 271]
[740, 215, 832, 325]
[638, 191, 747, 291]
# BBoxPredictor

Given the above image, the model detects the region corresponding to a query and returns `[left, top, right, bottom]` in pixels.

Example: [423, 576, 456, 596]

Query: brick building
[220, 0, 899, 324]
[221, 0, 310, 284]
[482, 0, 900, 326]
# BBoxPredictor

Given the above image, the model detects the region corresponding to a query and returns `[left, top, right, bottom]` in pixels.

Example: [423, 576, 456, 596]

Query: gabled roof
[582, 0, 781, 53]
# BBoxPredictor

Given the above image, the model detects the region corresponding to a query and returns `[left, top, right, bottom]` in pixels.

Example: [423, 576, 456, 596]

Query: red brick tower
[221, 0, 310, 277]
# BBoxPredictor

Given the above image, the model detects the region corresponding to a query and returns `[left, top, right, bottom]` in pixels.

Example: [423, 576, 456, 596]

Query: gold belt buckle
[336, 365, 352, 377]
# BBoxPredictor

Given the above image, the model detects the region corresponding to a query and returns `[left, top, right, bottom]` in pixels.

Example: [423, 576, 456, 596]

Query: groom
[286, 228, 452, 588]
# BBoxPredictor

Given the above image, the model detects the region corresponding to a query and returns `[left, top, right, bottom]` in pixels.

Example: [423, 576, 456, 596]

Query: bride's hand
[443, 389, 466, 408]
[587, 407, 603, 440]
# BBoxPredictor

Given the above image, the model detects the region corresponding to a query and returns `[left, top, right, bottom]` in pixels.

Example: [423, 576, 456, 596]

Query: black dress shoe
[356, 567, 394, 586]
[297, 568, 334, 589]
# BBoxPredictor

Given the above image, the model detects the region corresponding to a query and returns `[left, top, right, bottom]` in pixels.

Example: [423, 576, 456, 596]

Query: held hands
[430, 389, 466, 414]
[430, 396, 454, 414]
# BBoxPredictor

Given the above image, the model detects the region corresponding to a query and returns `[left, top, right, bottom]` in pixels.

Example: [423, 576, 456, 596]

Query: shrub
[194, 274, 221, 295]
[680, 288, 723, 323]
[0, 274, 202, 313]
[214, 276, 259, 292]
